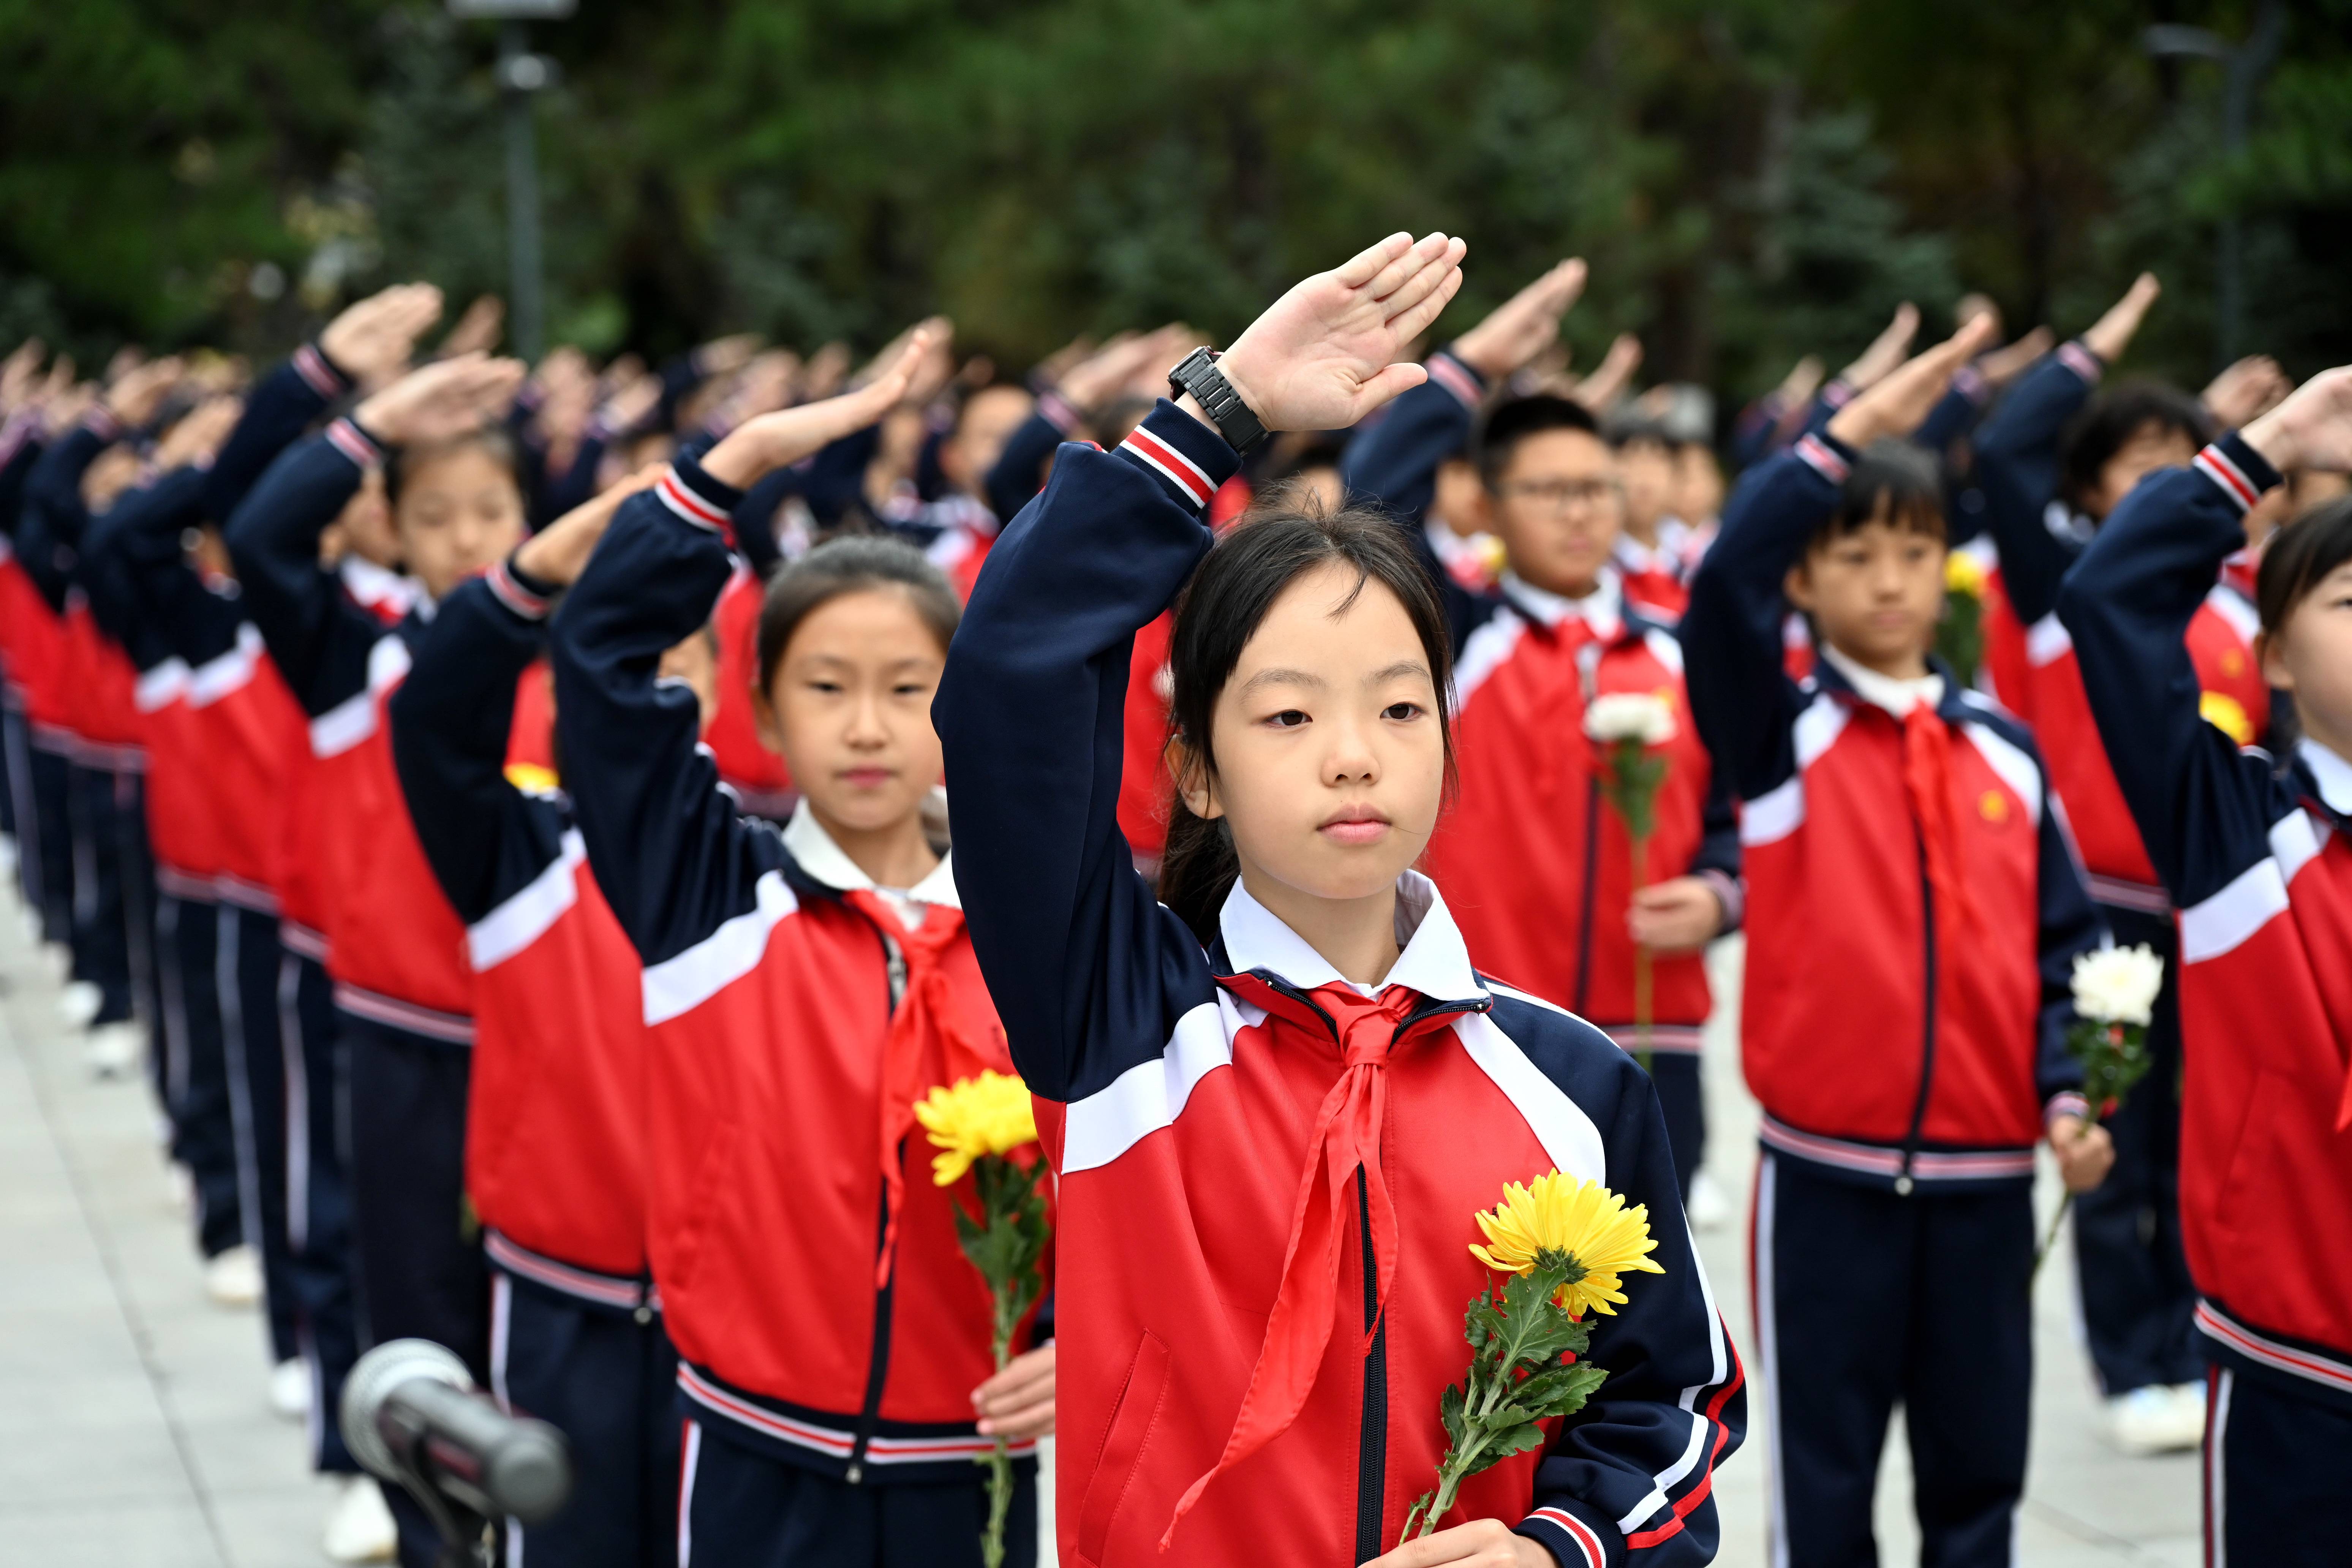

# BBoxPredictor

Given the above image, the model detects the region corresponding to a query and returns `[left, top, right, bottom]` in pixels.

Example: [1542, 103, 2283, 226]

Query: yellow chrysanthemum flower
[913, 1070, 1039, 1186]
[1468, 1171, 1665, 1319]
[1944, 550, 1988, 599]
[504, 761, 560, 795]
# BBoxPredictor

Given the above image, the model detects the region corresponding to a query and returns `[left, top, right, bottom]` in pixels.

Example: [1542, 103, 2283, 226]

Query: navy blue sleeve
[1336, 351, 1497, 653]
[199, 346, 350, 525]
[1911, 366, 1991, 452]
[16, 419, 111, 609]
[983, 409, 1072, 529]
[389, 561, 569, 927]
[733, 461, 809, 580]
[535, 433, 608, 531]
[1970, 346, 2103, 626]
[549, 456, 782, 965]
[934, 402, 1239, 1103]
[1682, 439, 1848, 800]
[1685, 765, 1745, 933]
[0, 419, 44, 538]
[803, 424, 880, 529]
[222, 420, 386, 714]
[90, 466, 246, 671]
[2056, 434, 2288, 908]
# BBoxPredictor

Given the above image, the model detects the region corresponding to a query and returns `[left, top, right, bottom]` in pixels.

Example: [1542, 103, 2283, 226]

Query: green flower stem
[979, 1283, 1015, 1568]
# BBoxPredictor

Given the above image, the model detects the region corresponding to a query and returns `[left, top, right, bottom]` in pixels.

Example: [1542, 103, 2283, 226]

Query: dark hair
[755, 534, 960, 694]
[1604, 415, 1675, 455]
[2255, 495, 2352, 637]
[2061, 381, 2214, 517]
[1810, 438, 1947, 550]
[384, 427, 522, 506]
[1155, 500, 1456, 945]
[1476, 394, 1601, 489]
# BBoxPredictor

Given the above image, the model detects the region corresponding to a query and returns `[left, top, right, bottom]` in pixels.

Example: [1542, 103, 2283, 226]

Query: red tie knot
[1307, 983, 1419, 1067]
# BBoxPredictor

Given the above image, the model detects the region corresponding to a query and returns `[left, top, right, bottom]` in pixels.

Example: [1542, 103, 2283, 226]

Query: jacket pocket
[661, 1121, 740, 1296]
[1074, 1330, 1171, 1568]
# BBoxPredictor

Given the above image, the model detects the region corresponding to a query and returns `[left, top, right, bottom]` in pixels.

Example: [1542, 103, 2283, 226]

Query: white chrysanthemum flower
[2070, 944, 2164, 1027]
[1583, 691, 1677, 747]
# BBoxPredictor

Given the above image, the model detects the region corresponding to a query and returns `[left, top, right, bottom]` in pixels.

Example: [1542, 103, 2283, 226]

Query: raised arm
[939, 230, 1466, 1103]
[2056, 371, 2349, 904]
[550, 347, 926, 966]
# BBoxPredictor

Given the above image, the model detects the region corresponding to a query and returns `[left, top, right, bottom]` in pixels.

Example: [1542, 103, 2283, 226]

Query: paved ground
[0, 900, 2200, 1566]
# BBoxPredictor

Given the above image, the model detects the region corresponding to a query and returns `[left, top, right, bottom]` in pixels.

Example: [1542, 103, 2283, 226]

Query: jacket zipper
[1896, 834, 1938, 1196]
[1355, 1177, 1388, 1563]
[845, 929, 909, 1484]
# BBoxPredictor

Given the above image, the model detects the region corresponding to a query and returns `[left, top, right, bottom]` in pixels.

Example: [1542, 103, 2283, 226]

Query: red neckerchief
[845, 888, 1003, 1289]
[1162, 977, 1456, 1547]
[1898, 701, 1976, 945]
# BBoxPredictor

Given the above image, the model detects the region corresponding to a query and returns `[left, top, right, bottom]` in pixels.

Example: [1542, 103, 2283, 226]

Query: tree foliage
[4, 0, 2347, 397]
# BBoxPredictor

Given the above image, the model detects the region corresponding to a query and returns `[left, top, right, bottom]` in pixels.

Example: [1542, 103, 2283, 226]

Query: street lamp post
[2143, 1, 2287, 369]
[448, 0, 574, 362]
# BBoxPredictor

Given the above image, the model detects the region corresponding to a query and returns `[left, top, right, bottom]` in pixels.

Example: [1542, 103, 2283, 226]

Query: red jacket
[703, 564, 794, 817]
[2063, 434, 2352, 1410]
[942, 404, 1742, 1568]
[553, 458, 1046, 1481]
[1687, 435, 2103, 1186]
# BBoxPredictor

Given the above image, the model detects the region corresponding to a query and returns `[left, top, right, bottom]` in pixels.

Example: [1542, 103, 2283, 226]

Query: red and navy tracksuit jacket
[548, 454, 1043, 1485]
[938, 400, 1743, 1568]
[1340, 351, 1743, 1050]
[1684, 432, 2105, 1187]
[1974, 342, 2269, 917]
[386, 563, 655, 1311]
[2059, 432, 2352, 1413]
[224, 419, 479, 1045]
[14, 407, 148, 776]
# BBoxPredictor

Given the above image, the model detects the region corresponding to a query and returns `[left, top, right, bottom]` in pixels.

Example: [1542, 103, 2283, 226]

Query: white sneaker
[57, 978, 102, 1027]
[270, 1358, 313, 1420]
[204, 1244, 263, 1309]
[1687, 1169, 1732, 1231]
[84, 1019, 142, 1079]
[2107, 1383, 2205, 1454]
[322, 1475, 398, 1563]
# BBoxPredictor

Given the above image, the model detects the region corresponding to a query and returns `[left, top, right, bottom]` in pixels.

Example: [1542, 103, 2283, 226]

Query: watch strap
[1168, 347, 1268, 454]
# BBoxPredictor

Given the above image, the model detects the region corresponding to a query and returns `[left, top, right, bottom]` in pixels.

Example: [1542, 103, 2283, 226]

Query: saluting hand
[322, 283, 446, 389]
[352, 352, 527, 446]
[1211, 230, 1469, 435]
[700, 327, 940, 488]
[511, 465, 664, 590]
[1825, 313, 2000, 450]
[2243, 365, 2352, 476]
[1451, 258, 1587, 383]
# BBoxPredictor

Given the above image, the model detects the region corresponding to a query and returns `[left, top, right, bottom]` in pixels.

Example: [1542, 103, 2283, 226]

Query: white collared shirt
[2299, 737, 2352, 817]
[1819, 642, 1945, 718]
[1216, 869, 1486, 1002]
[1501, 567, 1624, 642]
[781, 800, 960, 931]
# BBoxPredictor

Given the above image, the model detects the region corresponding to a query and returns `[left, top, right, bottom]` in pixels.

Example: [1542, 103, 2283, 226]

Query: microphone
[341, 1340, 572, 1536]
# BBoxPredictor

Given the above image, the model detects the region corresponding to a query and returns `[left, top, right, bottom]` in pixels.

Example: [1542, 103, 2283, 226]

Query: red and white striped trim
[656, 466, 730, 532]
[675, 1364, 1034, 1467]
[2086, 872, 2173, 916]
[1427, 352, 1484, 410]
[2194, 444, 2263, 515]
[1758, 1114, 2036, 1182]
[1037, 390, 1081, 433]
[1601, 1023, 1706, 1056]
[292, 343, 344, 399]
[81, 405, 124, 443]
[156, 864, 222, 901]
[2045, 1091, 2091, 1126]
[484, 558, 552, 621]
[1527, 1507, 1608, 1568]
[2058, 341, 2104, 384]
[1794, 434, 1849, 485]
[1951, 363, 1988, 405]
[485, 1229, 652, 1313]
[214, 874, 281, 917]
[2195, 1300, 2352, 1398]
[1820, 379, 1855, 409]
[279, 920, 330, 963]
[325, 418, 380, 470]
[1119, 425, 1215, 508]
[332, 982, 475, 1046]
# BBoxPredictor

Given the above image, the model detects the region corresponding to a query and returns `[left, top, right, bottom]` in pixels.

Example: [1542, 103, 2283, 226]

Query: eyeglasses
[1495, 477, 1622, 512]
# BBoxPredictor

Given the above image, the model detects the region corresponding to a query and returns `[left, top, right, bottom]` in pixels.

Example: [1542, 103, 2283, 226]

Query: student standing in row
[2059, 367, 2352, 1568]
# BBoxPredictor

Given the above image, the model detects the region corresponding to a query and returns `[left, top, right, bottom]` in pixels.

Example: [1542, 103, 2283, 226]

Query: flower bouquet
[914, 1070, 1052, 1568]
[1585, 691, 1677, 1068]
[2036, 944, 2164, 1271]
[1937, 548, 1987, 687]
[1400, 1171, 1663, 1544]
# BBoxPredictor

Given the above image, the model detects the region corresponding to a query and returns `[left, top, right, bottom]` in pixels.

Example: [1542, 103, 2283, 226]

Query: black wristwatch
[1168, 347, 1269, 454]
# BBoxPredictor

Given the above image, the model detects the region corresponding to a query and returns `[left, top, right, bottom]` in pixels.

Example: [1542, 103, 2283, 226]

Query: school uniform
[228, 417, 503, 1568]
[1684, 431, 2105, 1568]
[1973, 344, 2270, 1400]
[0, 411, 65, 932]
[1342, 352, 1744, 1195]
[2058, 433, 2352, 1568]
[387, 560, 680, 1568]
[937, 400, 1742, 1568]
[550, 458, 1045, 1568]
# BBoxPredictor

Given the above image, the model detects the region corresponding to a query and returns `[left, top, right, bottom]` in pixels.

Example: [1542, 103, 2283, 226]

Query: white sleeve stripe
[640, 869, 800, 1024]
[467, 829, 587, 971]
[1058, 999, 1233, 1173]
